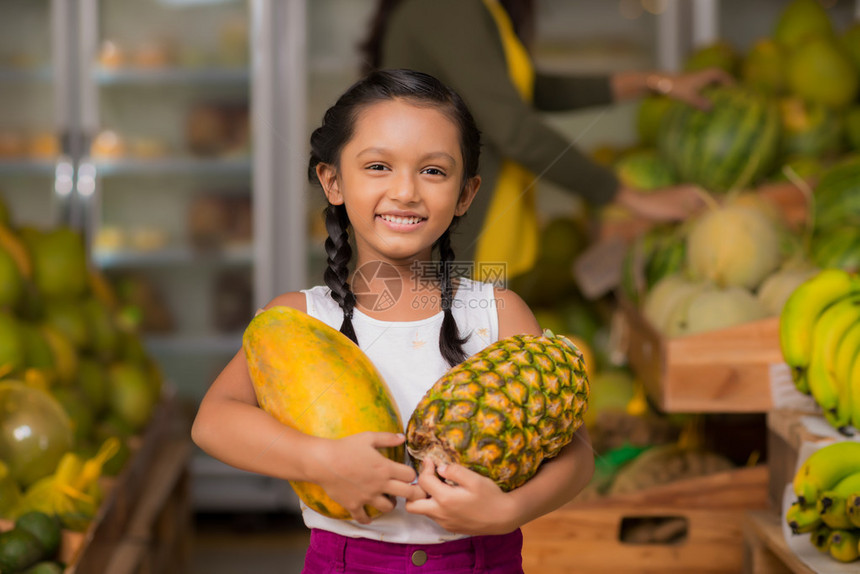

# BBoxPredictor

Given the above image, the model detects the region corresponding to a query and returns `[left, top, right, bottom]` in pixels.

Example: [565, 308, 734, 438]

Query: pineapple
[406, 330, 590, 491]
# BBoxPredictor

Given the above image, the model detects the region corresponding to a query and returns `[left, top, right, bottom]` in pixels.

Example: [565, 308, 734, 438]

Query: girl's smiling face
[317, 98, 479, 267]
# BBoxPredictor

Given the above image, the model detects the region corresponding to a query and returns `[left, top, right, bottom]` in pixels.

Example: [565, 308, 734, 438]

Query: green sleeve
[533, 73, 614, 111]
[383, 0, 619, 206]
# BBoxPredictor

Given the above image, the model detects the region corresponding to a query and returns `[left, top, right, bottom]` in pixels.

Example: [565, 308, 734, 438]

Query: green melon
[774, 0, 834, 50]
[742, 38, 787, 95]
[778, 96, 844, 158]
[684, 41, 738, 76]
[787, 35, 859, 109]
[813, 157, 860, 230]
[636, 96, 673, 147]
[615, 149, 677, 191]
[845, 106, 860, 151]
[811, 226, 860, 272]
[658, 87, 781, 193]
[843, 23, 860, 72]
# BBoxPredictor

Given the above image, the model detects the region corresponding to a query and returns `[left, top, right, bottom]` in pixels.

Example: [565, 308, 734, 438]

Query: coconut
[673, 285, 768, 337]
[686, 201, 784, 290]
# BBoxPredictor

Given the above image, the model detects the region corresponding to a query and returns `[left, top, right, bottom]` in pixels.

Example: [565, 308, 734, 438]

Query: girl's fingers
[368, 431, 406, 448]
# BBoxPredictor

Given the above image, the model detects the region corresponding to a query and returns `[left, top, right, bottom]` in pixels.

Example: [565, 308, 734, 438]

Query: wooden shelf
[743, 511, 816, 574]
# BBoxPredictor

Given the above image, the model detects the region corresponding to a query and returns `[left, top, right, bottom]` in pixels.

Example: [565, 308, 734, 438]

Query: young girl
[192, 69, 595, 573]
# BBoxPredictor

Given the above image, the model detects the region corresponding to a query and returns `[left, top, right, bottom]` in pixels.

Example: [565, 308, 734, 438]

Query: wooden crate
[766, 409, 833, 514]
[743, 511, 816, 574]
[1, 396, 192, 574]
[618, 299, 782, 413]
[522, 465, 769, 574]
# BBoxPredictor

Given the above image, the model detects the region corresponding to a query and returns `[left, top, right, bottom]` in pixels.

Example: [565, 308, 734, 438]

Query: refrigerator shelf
[93, 244, 253, 268]
[93, 156, 251, 177]
[0, 159, 58, 176]
[0, 67, 52, 84]
[93, 67, 249, 86]
[145, 332, 242, 355]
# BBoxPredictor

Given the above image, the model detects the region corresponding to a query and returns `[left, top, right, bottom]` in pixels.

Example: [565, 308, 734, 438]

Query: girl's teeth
[381, 215, 422, 224]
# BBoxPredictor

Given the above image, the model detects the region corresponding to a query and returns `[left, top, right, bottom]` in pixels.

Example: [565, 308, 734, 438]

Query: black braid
[437, 228, 470, 367]
[323, 204, 358, 345]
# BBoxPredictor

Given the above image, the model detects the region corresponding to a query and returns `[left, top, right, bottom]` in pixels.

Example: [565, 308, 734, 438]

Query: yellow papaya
[243, 306, 403, 520]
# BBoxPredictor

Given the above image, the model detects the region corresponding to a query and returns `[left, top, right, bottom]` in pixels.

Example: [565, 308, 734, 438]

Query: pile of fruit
[785, 441, 860, 563]
[779, 268, 860, 433]
[624, 195, 817, 337]
[0, 194, 164, 540]
[617, 0, 860, 200]
[0, 511, 66, 573]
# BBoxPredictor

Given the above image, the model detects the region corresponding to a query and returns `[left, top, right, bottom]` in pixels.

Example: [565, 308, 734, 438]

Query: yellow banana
[793, 441, 860, 506]
[780, 268, 860, 372]
[786, 500, 822, 534]
[0, 223, 32, 280]
[810, 522, 832, 553]
[847, 492, 860, 528]
[806, 295, 860, 421]
[834, 321, 860, 430]
[827, 529, 860, 563]
[793, 369, 811, 395]
[816, 472, 860, 529]
[850, 350, 860, 432]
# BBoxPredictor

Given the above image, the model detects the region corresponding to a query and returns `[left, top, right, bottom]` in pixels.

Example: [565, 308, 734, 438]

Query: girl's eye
[367, 164, 388, 171]
[422, 167, 445, 176]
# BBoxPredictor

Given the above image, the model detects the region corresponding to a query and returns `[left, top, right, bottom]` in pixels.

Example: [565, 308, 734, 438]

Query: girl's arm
[191, 292, 423, 523]
[405, 288, 595, 535]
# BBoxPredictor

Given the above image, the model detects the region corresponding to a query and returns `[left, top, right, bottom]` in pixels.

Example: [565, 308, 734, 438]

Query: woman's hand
[658, 67, 735, 109]
[613, 184, 713, 222]
[405, 459, 519, 535]
[312, 432, 425, 524]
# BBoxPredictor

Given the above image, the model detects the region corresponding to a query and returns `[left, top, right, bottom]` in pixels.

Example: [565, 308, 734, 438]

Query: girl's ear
[454, 176, 481, 216]
[316, 163, 343, 205]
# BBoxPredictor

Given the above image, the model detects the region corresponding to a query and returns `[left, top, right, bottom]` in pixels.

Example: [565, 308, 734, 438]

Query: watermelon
[778, 97, 844, 158]
[813, 157, 860, 230]
[620, 224, 686, 304]
[637, 96, 673, 147]
[614, 149, 676, 191]
[658, 87, 781, 194]
[811, 226, 860, 272]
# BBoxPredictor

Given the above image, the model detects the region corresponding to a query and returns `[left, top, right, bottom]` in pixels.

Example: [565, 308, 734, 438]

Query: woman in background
[361, 0, 731, 280]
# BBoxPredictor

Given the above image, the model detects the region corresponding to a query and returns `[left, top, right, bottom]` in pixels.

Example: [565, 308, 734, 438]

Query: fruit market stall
[0, 196, 192, 573]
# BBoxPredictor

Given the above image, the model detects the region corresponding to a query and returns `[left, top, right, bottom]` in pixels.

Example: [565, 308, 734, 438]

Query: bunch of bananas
[780, 268, 860, 432]
[786, 441, 860, 563]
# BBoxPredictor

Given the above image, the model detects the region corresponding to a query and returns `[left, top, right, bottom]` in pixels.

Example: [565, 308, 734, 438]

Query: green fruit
[25, 228, 88, 301]
[742, 38, 787, 95]
[779, 96, 844, 158]
[684, 41, 737, 75]
[15, 511, 61, 557]
[615, 149, 676, 191]
[843, 23, 860, 71]
[0, 381, 73, 487]
[845, 106, 860, 151]
[774, 0, 834, 50]
[77, 357, 109, 415]
[637, 96, 673, 146]
[658, 87, 781, 193]
[20, 323, 54, 370]
[813, 157, 860, 230]
[84, 298, 120, 362]
[0, 460, 22, 518]
[0, 528, 44, 572]
[43, 299, 91, 350]
[537, 216, 586, 266]
[0, 249, 23, 310]
[788, 35, 859, 109]
[0, 311, 25, 373]
[108, 363, 155, 432]
[21, 562, 64, 574]
[51, 387, 95, 444]
[771, 155, 826, 182]
[811, 226, 860, 272]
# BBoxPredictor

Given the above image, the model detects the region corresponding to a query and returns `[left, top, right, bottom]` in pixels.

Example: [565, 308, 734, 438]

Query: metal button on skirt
[301, 528, 524, 573]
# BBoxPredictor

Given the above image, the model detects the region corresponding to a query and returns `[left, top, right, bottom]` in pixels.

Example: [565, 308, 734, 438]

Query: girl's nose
[389, 173, 419, 202]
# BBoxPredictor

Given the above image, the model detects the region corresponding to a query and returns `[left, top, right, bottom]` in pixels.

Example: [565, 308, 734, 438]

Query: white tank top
[299, 278, 499, 543]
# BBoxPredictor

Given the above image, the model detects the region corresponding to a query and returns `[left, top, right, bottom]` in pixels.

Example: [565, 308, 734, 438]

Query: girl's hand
[314, 432, 425, 524]
[614, 184, 712, 222]
[404, 459, 519, 535]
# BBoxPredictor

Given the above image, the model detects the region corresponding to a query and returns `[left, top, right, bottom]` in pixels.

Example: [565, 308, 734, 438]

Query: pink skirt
[301, 528, 524, 574]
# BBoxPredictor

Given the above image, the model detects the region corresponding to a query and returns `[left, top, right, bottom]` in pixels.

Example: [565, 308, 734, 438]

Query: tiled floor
[191, 512, 310, 574]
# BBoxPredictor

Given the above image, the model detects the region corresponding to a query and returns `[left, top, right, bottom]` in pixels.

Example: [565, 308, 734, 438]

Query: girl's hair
[359, 0, 536, 74]
[308, 69, 481, 368]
